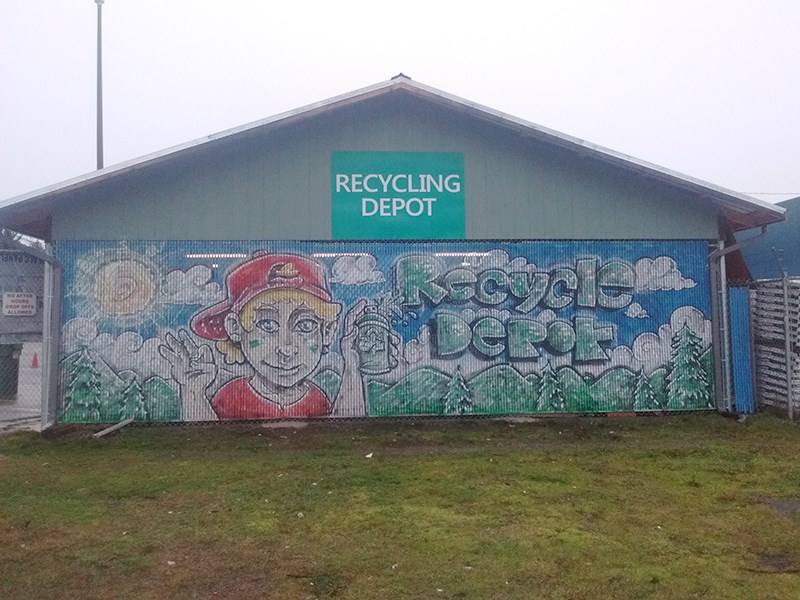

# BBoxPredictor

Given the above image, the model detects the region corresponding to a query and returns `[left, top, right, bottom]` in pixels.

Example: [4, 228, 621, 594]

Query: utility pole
[96, 0, 104, 170]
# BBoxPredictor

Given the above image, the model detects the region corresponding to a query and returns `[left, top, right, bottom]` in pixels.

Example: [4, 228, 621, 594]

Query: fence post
[40, 247, 62, 429]
[782, 272, 794, 420]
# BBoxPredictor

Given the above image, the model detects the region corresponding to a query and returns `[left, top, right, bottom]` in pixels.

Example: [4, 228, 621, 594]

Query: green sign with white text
[332, 152, 465, 240]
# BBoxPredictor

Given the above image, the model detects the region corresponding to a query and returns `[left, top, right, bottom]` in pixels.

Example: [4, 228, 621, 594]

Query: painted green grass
[1, 415, 800, 599]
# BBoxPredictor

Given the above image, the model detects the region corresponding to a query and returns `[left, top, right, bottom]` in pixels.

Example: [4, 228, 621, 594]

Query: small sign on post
[2, 292, 37, 317]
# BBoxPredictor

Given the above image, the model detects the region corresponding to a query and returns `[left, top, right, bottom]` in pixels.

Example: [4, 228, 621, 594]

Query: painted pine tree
[537, 362, 565, 412]
[120, 377, 149, 422]
[62, 347, 102, 423]
[442, 368, 473, 415]
[632, 369, 659, 411]
[666, 323, 710, 409]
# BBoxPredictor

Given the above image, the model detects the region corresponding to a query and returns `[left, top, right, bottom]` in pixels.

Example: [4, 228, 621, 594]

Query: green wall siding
[52, 97, 718, 241]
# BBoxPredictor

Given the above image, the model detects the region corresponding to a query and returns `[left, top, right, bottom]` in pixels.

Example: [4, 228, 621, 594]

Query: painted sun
[70, 243, 168, 329]
[93, 259, 156, 315]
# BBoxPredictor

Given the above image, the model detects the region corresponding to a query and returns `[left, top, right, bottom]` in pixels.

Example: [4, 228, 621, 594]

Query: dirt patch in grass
[750, 552, 798, 573]
[761, 496, 800, 519]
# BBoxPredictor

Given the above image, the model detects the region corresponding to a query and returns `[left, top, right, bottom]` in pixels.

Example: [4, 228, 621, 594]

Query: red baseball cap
[191, 252, 333, 340]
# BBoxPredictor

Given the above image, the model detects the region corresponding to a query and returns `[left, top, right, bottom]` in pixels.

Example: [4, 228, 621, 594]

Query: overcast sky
[1, 0, 798, 205]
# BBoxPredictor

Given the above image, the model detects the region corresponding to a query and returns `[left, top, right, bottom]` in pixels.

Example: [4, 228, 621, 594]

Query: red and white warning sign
[2, 292, 37, 316]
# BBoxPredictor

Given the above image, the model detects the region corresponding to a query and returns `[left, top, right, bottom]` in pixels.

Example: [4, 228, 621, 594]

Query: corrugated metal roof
[0, 74, 785, 237]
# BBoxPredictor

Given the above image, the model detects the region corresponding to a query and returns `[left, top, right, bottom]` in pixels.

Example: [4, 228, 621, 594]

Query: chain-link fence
[47, 239, 724, 430]
[3, 242, 773, 431]
[0, 341, 42, 425]
[0, 249, 45, 428]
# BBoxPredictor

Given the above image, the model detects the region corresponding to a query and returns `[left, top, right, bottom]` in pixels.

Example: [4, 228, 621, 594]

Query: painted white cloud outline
[161, 265, 224, 305]
[62, 318, 171, 380]
[635, 256, 696, 291]
[61, 318, 250, 384]
[625, 302, 649, 319]
[579, 305, 711, 376]
[330, 255, 385, 285]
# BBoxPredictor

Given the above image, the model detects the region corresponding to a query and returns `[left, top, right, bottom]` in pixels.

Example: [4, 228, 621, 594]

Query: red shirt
[211, 377, 331, 420]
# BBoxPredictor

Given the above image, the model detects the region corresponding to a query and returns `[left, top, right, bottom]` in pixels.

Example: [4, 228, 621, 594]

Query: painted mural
[55, 240, 715, 423]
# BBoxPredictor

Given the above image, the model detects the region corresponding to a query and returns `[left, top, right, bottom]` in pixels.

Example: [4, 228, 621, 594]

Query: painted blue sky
[57, 240, 709, 353]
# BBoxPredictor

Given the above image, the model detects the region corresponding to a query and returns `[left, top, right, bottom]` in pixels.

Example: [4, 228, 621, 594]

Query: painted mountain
[60, 347, 180, 423]
[468, 364, 538, 414]
[365, 351, 715, 417]
[368, 366, 452, 416]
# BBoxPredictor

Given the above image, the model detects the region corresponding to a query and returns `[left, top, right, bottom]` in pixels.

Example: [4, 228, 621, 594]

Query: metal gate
[0, 250, 44, 427]
[750, 277, 800, 418]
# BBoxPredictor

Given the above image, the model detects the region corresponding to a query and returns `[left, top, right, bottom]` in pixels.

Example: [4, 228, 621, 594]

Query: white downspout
[709, 226, 767, 413]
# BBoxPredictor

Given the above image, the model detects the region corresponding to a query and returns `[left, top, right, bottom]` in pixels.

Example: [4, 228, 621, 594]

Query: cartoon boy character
[160, 251, 393, 420]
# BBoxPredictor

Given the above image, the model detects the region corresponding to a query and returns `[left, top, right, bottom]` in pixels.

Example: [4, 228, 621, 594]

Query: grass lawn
[1, 414, 800, 599]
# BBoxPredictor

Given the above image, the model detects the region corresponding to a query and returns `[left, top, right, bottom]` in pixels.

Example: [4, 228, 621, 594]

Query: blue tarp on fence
[729, 287, 755, 413]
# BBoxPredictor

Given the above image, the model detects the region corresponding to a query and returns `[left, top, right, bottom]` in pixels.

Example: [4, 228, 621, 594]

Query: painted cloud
[625, 302, 649, 319]
[571, 306, 711, 377]
[161, 265, 224, 305]
[61, 318, 249, 384]
[635, 256, 696, 291]
[330, 255, 385, 285]
[62, 317, 171, 380]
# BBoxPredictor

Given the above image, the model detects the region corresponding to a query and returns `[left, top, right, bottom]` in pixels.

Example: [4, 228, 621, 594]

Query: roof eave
[389, 78, 786, 230]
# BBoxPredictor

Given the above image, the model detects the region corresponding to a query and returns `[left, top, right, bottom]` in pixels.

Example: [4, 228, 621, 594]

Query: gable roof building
[0, 75, 784, 426]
